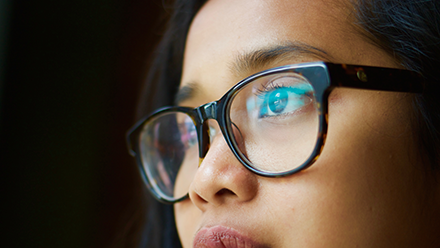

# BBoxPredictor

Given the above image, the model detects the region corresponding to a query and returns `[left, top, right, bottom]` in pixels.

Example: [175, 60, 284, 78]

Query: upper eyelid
[255, 74, 311, 94]
[176, 70, 310, 107]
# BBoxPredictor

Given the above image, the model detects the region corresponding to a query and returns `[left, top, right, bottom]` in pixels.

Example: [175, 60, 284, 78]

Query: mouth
[193, 225, 266, 248]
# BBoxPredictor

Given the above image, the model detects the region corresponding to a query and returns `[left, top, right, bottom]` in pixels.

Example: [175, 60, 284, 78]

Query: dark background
[1, 1, 166, 247]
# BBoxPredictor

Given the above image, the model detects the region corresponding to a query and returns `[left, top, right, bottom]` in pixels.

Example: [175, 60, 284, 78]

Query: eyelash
[255, 81, 287, 98]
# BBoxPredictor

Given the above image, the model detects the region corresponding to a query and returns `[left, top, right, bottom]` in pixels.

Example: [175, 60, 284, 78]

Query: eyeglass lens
[229, 72, 319, 173]
[139, 70, 320, 200]
[139, 112, 198, 200]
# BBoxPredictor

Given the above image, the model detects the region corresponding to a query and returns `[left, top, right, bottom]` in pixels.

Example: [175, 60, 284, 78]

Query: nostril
[216, 188, 235, 197]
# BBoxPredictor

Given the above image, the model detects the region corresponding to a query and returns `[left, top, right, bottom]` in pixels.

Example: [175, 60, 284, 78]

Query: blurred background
[1, 0, 166, 247]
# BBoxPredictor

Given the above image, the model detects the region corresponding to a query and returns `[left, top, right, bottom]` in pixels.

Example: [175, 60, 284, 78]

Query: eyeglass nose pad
[198, 119, 224, 168]
[195, 101, 220, 166]
[197, 121, 211, 163]
[196, 101, 218, 164]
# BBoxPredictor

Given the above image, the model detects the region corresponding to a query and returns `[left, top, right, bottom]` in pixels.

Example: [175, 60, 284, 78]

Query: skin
[174, 0, 440, 247]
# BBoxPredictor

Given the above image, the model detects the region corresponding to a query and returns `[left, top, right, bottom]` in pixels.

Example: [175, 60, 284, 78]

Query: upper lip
[193, 225, 267, 248]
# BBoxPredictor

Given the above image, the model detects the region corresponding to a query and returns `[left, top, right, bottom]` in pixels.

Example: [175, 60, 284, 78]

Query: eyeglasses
[127, 61, 424, 204]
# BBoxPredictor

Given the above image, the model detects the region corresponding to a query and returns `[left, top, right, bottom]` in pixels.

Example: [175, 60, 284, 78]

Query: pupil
[269, 89, 288, 113]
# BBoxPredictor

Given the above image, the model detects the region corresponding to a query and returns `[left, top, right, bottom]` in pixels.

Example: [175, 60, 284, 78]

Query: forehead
[180, 0, 395, 104]
[188, 0, 349, 51]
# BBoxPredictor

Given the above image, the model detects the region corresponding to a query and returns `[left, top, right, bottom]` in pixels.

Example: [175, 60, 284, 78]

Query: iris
[268, 89, 288, 113]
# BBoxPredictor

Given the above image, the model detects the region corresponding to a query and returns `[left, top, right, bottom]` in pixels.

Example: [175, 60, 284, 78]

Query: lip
[193, 225, 265, 248]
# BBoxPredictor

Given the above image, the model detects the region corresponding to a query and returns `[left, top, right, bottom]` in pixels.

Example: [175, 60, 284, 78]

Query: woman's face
[174, 0, 440, 247]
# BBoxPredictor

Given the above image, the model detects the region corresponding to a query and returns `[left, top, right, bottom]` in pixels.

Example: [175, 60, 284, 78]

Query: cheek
[307, 92, 422, 243]
[261, 91, 425, 246]
[261, 172, 375, 246]
[174, 201, 202, 248]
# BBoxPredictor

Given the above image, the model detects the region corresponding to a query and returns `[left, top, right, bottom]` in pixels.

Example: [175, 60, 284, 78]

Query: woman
[127, 0, 440, 247]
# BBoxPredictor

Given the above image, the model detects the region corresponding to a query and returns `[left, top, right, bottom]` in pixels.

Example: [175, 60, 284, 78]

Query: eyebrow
[174, 82, 198, 105]
[174, 42, 332, 105]
[231, 41, 332, 77]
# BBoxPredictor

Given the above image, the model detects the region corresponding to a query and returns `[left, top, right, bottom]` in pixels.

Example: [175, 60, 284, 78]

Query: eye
[267, 88, 288, 114]
[256, 76, 314, 118]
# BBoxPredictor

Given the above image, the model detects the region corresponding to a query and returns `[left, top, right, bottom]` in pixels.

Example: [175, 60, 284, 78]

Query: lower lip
[193, 226, 263, 248]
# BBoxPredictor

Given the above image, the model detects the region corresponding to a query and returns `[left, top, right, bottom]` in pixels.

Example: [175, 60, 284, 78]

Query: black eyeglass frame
[127, 61, 424, 204]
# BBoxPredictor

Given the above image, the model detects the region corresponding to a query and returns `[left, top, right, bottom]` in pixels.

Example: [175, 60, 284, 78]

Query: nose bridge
[196, 101, 218, 160]
[189, 101, 259, 208]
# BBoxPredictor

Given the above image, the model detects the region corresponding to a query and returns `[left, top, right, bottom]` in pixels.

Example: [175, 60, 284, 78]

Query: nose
[188, 121, 259, 210]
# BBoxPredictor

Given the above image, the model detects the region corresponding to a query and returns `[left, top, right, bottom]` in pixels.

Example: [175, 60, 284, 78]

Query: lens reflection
[139, 112, 198, 200]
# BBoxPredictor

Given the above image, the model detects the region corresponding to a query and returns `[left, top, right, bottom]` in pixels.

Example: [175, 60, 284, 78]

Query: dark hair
[134, 0, 440, 247]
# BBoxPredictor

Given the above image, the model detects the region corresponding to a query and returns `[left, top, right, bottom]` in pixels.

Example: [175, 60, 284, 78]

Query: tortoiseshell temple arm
[326, 63, 425, 93]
